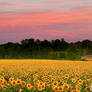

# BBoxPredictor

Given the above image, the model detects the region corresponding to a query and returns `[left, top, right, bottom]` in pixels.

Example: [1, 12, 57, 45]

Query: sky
[0, 0, 92, 44]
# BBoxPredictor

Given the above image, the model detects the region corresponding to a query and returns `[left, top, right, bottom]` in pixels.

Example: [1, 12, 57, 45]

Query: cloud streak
[0, 0, 92, 43]
[0, 6, 92, 43]
[0, 0, 91, 12]
[0, 7, 92, 27]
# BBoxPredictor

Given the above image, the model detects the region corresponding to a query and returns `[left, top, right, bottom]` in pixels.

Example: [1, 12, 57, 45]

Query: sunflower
[0, 79, 4, 84]
[27, 83, 32, 90]
[72, 78, 76, 83]
[52, 86, 58, 92]
[38, 85, 43, 91]
[16, 79, 21, 85]
[52, 81, 58, 86]
[2, 85, 8, 90]
[78, 79, 83, 85]
[21, 81, 26, 87]
[76, 84, 81, 91]
[11, 80, 17, 86]
[31, 86, 35, 91]
[58, 86, 63, 92]
[38, 81, 43, 86]
[86, 87, 90, 92]
[65, 74, 69, 79]
[63, 83, 69, 90]
[41, 83, 45, 90]
[9, 77, 14, 82]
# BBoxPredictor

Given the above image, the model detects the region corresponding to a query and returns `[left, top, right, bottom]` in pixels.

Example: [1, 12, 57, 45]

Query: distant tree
[51, 39, 61, 51]
[0, 46, 5, 58]
[82, 40, 92, 49]
[60, 38, 69, 50]
[0, 38, 92, 59]
[40, 40, 51, 48]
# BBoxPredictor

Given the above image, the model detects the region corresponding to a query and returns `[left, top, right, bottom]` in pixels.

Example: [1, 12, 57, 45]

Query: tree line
[0, 38, 92, 60]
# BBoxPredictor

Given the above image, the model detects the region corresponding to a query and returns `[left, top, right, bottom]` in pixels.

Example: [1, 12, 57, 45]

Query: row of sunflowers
[0, 59, 92, 92]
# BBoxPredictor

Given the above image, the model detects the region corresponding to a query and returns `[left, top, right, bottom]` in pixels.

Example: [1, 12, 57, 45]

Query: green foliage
[0, 38, 92, 60]
[81, 58, 87, 61]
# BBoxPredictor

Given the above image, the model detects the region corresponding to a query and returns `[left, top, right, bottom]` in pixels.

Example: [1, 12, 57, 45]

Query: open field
[0, 59, 92, 92]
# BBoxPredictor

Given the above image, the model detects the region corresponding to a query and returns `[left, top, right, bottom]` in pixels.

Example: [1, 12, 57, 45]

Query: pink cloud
[0, 6, 92, 28]
[0, 6, 92, 43]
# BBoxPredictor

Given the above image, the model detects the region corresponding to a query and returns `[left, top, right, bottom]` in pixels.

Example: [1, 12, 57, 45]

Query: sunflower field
[0, 59, 92, 92]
